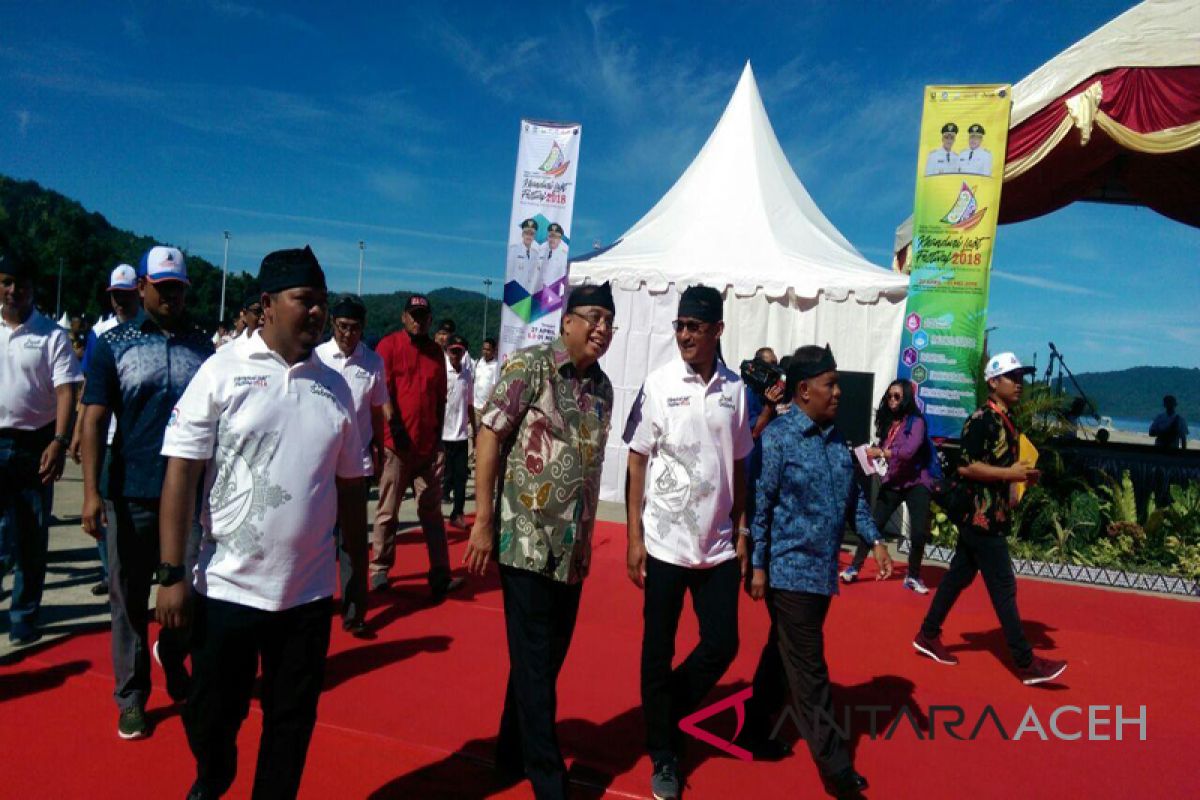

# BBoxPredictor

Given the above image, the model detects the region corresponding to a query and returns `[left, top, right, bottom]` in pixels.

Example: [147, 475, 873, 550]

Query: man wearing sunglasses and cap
[157, 246, 370, 798]
[371, 294, 465, 598]
[913, 351, 1068, 686]
[464, 282, 616, 800]
[80, 245, 214, 739]
[624, 284, 753, 800]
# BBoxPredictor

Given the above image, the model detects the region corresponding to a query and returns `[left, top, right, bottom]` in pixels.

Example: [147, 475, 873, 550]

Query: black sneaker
[90, 580, 110, 596]
[823, 767, 868, 799]
[1017, 655, 1068, 686]
[118, 706, 149, 739]
[650, 756, 679, 800]
[153, 637, 191, 703]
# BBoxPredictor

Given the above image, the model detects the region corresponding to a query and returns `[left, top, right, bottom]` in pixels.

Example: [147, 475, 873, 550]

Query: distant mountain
[0, 175, 257, 325]
[1072, 366, 1200, 421]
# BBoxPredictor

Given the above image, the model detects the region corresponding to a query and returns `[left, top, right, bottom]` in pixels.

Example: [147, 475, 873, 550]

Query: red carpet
[1, 519, 1197, 798]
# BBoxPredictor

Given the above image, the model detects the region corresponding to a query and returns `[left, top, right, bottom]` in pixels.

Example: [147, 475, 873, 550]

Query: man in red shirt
[371, 294, 465, 598]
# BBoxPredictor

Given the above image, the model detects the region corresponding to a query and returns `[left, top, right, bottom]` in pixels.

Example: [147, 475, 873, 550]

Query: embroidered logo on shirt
[310, 382, 339, 403]
[209, 429, 292, 562]
[23, 338, 42, 350]
[233, 375, 270, 388]
[667, 396, 691, 407]
[718, 393, 736, 410]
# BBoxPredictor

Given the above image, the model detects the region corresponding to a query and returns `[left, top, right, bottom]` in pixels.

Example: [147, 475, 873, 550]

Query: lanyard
[987, 400, 1018, 448]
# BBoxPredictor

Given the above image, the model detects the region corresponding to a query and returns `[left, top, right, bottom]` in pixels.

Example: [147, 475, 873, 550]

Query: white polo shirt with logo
[0, 309, 82, 430]
[315, 338, 389, 473]
[624, 356, 754, 568]
[161, 333, 370, 612]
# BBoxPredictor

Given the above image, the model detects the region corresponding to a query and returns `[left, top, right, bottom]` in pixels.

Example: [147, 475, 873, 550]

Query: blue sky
[1, 1, 1196, 373]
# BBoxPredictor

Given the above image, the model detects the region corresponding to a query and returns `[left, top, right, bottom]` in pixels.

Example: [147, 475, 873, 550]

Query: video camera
[739, 356, 784, 398]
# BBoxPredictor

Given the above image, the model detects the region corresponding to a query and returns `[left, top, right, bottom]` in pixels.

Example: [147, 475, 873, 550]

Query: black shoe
[370, 573, 390, 593]
[90, 580, 109, 596]
[823, 768, 868, 799]
[732, 731, 793, 761]
[431, 575, 466, 599]
[343, 618, 373, 639]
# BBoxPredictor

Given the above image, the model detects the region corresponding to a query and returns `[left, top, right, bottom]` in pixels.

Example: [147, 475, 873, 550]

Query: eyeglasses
[333, 320, 363, 334]
[569, 311, 618, 333]
[886, 392, 904, 401]
[245, 306, 263, 316]
[671, 319, 711, 334]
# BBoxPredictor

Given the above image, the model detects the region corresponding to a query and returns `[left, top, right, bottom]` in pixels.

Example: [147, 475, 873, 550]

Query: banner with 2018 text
[498, 119, 582, 360]
[898, 85, 1012, 439]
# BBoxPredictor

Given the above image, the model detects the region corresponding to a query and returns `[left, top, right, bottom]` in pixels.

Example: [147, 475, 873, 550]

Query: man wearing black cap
[747, 345, 891, 799]
[157, 246, 370, 798]
[623, 284, 753, 800]
[958, 123, 993, 176]
[507, 218, 545, 291]
[441, 333, 475, 529]
[925, 122, 961, 175]
[464, 282, 616, 800]
[237, 292, 263, 340]
[371, 294, 464, 597]
[79, 245, 213, 739]
[316, 294, 390, 636]
[0, 243, 82, 646]
[542, 222, 569, 284]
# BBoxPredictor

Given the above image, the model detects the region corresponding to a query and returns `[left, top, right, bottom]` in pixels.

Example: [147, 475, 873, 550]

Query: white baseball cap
[984, 351, 1036, 381]
[107, 264, 137, 291]
[138, 245, 190, 285]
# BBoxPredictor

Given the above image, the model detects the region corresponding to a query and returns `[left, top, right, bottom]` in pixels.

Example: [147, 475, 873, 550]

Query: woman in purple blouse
[841, 379, 935, 593]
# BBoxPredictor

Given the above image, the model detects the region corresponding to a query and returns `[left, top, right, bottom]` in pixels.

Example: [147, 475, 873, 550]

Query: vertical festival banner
[499, 119, 582, 359]
[898, 85, 1012, 439]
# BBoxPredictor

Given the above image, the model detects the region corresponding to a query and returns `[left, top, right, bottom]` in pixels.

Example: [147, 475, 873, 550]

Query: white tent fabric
[571, 62, 909, 502]
[1011, 0, 1200, 127]
[57, 312, 71, 329]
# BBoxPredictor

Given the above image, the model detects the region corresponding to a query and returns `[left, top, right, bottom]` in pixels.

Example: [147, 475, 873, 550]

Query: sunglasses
[672, 319, 711, 334]
[887, 392, 904, 401]
[570, 310, 618, 333]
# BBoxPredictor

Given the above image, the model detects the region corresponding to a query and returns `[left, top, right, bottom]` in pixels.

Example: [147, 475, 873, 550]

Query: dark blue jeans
[0, 425, 54, 628]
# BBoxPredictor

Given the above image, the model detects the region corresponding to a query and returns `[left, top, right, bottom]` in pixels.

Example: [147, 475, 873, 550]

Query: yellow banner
[899, 85, 1012, 438]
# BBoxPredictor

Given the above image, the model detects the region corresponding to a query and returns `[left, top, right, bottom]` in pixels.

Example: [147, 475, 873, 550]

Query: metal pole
[219, 231, 231, 323]
[55, 257, 64, 319]
[482, 278, 493, 339]
[357, 241, 365, 296]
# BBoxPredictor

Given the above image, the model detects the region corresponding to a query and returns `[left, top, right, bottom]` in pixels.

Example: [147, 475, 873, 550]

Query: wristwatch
[53, 434, 70, 447]
[154, 562, 186, 587]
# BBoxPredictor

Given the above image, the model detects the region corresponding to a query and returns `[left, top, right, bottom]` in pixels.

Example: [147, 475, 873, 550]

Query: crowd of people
[1, 241, 1074, 800]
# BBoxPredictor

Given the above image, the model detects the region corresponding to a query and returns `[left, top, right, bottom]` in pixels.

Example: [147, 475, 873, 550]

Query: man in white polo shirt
[156, 246, 369, 799]
[315, 293, 390, 637]
[0, 242, 83, 645]
[624, 284, 753, 800]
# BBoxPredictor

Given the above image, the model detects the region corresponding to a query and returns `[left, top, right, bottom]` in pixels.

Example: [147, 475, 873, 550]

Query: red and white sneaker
[912, 631, 959, 665]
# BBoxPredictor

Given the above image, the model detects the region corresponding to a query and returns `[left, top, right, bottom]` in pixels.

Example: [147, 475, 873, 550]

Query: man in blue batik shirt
[747, 345, 892, 800]
[80, 245, 214, 741]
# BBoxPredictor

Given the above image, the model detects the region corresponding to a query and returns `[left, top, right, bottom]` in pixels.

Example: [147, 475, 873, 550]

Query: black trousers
[496, 565, 583, 800]
[184, 595, 332, 800]
[108, 498, 187, 710]
[641, 555, 739, 763]
[768, 590, 851, 778]
[441, 439, 468, 517]
[851, 484, 932, 579]
[920, 525, 1033, 668]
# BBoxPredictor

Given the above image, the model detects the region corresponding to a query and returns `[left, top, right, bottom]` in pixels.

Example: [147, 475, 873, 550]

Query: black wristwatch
[53, 433, 71, 447]
[154, 562, 186, 587]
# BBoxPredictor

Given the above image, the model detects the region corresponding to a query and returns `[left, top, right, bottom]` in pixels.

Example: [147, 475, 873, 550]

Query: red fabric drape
[999, 66, 1200, 228]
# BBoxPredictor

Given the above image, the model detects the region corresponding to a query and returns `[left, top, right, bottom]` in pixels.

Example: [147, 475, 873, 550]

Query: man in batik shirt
[464, 282, 616, 800]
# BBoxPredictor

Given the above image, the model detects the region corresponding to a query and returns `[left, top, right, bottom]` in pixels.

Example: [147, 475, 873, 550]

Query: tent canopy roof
[572, 62, 907, 303]
[1012, 0, 1199, 126]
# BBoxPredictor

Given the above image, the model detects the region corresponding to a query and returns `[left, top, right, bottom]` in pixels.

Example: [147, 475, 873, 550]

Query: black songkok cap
[677, 284, 723, 323]
[0, 236, 33, 281]
[566, 281, 615, 315]
[785, 344, 838, 393]
[330, 294, 367, 322]
[242, 291, 262, 310]
[258, 245, 326, 294]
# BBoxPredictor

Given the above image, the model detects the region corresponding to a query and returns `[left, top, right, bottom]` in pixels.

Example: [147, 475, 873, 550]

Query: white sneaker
[903, 576, 930, 594]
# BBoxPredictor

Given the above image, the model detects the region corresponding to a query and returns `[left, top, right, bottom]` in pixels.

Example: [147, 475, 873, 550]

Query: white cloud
[991, 269, 1111, 297]
[15, 109, 31, 136]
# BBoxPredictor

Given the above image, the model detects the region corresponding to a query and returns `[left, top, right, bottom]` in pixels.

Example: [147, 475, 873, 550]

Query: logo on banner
[539, 142, 571, 178]
[941, 182, 987, 230]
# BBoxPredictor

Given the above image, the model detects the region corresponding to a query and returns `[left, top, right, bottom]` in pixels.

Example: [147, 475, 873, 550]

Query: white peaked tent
[571, 62, 910, 501]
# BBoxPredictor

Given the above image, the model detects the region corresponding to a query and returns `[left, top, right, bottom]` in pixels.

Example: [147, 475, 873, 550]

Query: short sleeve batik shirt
[959, 402, 1019, 534]
[480, 338, 613, 584]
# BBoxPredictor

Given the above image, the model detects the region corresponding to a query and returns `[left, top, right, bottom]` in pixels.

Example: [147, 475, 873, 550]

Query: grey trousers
[108, 498, 196, 710]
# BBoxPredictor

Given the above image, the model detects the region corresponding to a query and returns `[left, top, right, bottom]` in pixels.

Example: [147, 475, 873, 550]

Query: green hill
[1073, 366, 1200, 420]
[0, 175, 257, 325]
[0, 174, 501, 347]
